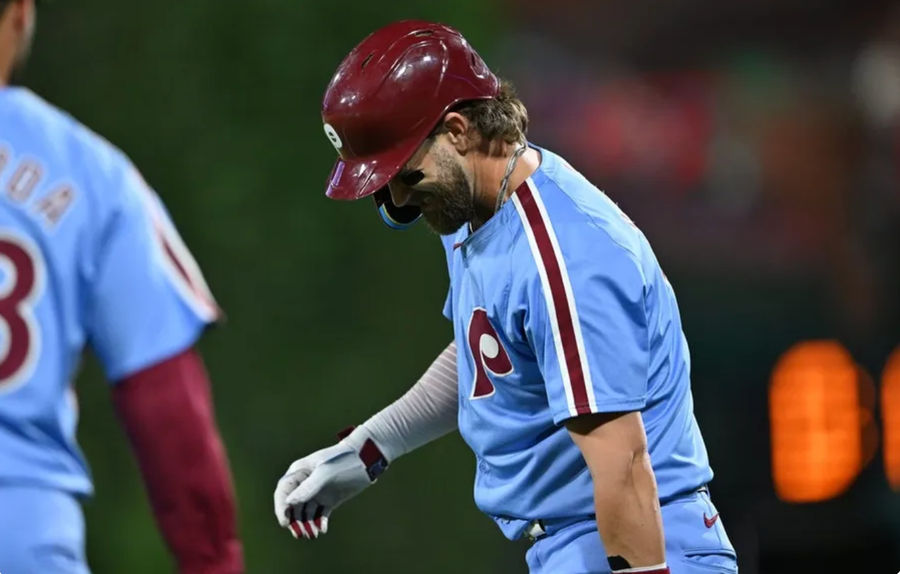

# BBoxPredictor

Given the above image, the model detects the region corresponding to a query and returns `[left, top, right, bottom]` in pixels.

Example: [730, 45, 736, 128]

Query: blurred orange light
[883, 345, 900, 492]
[769, 341, 869, 503]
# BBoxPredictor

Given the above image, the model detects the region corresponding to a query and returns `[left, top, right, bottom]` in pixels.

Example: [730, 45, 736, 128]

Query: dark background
[19, 1, 900, 572]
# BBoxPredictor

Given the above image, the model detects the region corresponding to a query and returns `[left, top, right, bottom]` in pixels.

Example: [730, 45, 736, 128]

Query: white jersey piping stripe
[527, 179, 598, 414]
[511, 178, 597, 416]
[133, 172, 219, 322]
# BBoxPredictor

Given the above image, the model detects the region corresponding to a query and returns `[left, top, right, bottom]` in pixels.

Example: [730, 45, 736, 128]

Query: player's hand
[273, 441, 374, 540]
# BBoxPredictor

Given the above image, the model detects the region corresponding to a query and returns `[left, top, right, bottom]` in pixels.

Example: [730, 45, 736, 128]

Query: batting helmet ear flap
[373, 187, 422, 230]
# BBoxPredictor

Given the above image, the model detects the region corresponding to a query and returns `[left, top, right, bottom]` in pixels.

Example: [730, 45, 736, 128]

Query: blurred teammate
[0, 1, 243, 572]
[275, 20, 736, 574]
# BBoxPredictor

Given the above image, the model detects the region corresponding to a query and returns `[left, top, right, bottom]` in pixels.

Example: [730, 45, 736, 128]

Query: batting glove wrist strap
[338, 425, 389, 482]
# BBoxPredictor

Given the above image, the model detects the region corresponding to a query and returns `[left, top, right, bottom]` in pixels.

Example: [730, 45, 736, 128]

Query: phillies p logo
[467, 308, 513, 399]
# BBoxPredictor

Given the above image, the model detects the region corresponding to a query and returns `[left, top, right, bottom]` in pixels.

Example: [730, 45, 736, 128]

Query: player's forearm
[567, 412, 666, 572]
[353, 341, 459, 462]
[593, 448, 667, 572]
[113, 348, 243, 574]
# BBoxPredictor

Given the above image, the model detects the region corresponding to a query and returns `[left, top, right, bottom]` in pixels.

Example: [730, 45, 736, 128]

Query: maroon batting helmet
[321, 20, 500, 227]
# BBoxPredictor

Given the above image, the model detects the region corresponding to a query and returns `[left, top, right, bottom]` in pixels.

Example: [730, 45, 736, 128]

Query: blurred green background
[20, 0, 900, 572]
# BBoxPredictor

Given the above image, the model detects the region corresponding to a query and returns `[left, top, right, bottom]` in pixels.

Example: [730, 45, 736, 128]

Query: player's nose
[388, 181, 414, 208]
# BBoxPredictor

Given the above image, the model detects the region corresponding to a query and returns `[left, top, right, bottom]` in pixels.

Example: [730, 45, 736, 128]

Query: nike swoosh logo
[703, 512, 720, 528]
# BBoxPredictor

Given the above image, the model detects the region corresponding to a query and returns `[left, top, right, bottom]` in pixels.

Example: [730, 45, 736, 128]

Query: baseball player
[0, 1, 243, 572]
[274, 20, 737, 574]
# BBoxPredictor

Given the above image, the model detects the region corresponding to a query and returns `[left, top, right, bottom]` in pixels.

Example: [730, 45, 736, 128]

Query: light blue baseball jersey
[441, 146, 713, 540]
[0, 87, 218, 496]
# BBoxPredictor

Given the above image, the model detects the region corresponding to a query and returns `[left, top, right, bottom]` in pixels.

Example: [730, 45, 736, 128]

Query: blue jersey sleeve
[442, 289, 453, 321]
[517, 198, 649, 424]
[86, 164, 219, 382]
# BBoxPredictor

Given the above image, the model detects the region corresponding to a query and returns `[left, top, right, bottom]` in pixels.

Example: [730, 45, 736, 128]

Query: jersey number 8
[0, 231, 43, 393]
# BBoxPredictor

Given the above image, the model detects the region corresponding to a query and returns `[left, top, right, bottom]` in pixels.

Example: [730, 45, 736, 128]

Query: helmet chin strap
[468, 143, 528, 234]
[493, 143, 528, 214]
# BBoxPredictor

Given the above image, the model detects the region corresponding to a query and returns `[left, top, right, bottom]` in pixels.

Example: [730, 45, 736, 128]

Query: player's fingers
[274, 483, 293, 527]
[299, 503, 321, 539]
[285, 458, 311, 475]
[275, 478, 299, 527]
[285, 467, 327, 506]
[299, 503, 326, 539]
[302, 502, 321, 540]
[287, 503, 324, 540]
[312, 504, 326, 534]
[320, 508, 331, 535]
[287, 507, 306, 540]
[298, 503, 313, 539]
[275, 465, 313, 526]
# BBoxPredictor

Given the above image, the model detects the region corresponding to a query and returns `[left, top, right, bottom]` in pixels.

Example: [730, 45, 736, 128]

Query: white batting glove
[274, 426, 388, 540]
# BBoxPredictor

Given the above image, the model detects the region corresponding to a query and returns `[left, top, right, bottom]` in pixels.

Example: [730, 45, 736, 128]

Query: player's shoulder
[505, 145, 652, 298]
[1, 87, 68, 127]
[1, 87, 138, 195]
[514, 146, 646, 261]
[3, 88, 116, 155]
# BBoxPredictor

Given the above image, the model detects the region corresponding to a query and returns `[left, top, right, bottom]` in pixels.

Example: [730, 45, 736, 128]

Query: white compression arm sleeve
[346, 342, 459, 463]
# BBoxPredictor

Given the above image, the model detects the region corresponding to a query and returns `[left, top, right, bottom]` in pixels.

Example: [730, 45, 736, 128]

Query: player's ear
[441, 112, 474, 154]
[5, 0, 31, 34]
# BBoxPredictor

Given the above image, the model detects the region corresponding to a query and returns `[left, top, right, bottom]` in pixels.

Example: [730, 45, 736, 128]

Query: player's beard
[420, 150, 475, 235]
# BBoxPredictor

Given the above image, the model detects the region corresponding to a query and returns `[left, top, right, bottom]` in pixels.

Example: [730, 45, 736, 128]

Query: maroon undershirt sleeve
[112, 347, 244, 574]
